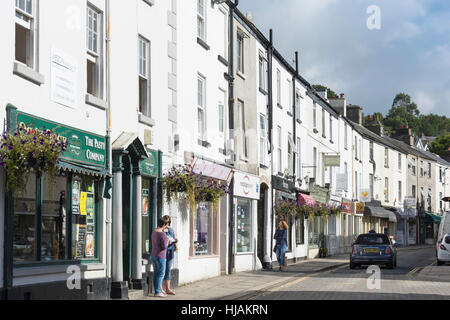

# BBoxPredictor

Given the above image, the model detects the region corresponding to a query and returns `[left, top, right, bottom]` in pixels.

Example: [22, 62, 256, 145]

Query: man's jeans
[276, 244, 287, 266]
[151, 256, 166, 295]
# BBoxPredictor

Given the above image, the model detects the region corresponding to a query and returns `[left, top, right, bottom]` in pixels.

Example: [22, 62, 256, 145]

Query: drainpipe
[227, 0, 238, 275]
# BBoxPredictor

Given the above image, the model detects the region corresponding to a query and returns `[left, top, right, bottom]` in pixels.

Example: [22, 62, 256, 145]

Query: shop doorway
[257, 184, 268, 266]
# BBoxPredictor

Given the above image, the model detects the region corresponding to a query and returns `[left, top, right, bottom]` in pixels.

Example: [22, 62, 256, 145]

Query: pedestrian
[162, 215, 178, 295]
[274, 220, 289, 271]
[151, 218, 169, 298]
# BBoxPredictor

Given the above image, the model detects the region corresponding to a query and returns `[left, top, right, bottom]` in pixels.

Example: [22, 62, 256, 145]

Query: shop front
[3, 106, 108, 300]
[364, 201, 397, 237]
[272, 175, 300, 265]
[327, 194, 342, 256]
[232, 171, 260, 273]
[340, 199, 352, 254]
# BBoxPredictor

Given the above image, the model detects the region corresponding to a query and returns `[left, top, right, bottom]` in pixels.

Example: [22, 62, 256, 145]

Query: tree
[383, 93, 421, 135]
[417, 114, 450, 137]
[312, 85, 338, 99]
[430, 134, 450, 156]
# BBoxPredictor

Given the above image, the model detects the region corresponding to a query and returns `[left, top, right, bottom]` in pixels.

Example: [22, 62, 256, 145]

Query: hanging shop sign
[140, 149, 159, 177]
[234, 171, 260, 200]
[404, 197, 416, 208]
[310, 185, 330, 205]
[272, 175, 295, 193]
[356, 202, 365, 214]
[16, 111, 106, 168]
[324, 155, 341, 167]
[341, 199, 352, 214]
[360, 189, 371, 202]
[193, 158, 232, 181]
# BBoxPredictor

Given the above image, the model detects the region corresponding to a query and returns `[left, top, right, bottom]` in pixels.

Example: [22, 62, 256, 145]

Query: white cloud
[414, 92, 437, 114]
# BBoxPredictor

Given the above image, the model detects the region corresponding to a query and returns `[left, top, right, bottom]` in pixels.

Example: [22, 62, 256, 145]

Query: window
[287, 79, 292, 113]
[313, 103, 317, 129]
[412, 185, 416, 198]
[236, 198, 253, 253]
[369, 174, 374, 201]
[355, 136, 359, 160]
[355, 171, 358, 200]
[398, 153, 402, 171]
[218, 102, 225, 134]
[439, 167, 443, 182]
[322, 109, 326, 138]
[219, 7, 228, 59]
[138, 36, 151, 117]
[13, 172, 100, 263]
[259, 114, 267, 166]
[308, 216, 322, 248]
[420, 160, 424, 176]
[238, 101, 247, 157]
[142, 178, 152, 259]
[370, 142, 374, 160]
[218, 90, 227, 149]
[277, 126, 282, 173]
[276, 69, 281, 105]
[440, 192, 443, 212]
[384, 148, 389, 168]
[258, 54, 267, 92]
[197, 74, 206, 140]
[385, 177, 389, 202]
[398, 181, 402, 203]
[313, 147, 317, 179]
[344, 124, 348, 149]
[197, 0, 206, 41]
[297, 137, 302, 179]
[411, 158, 416, 176]
[295, 216, 304, 245]
[87, 5, 103, 98]
[428, 163, 431, 178]
[192, 202, 216, 256]
[329, 117, 333, 142]
[15, 0, 36, 68]
[288, 133, 293, 175]
[295, 90, 301, 121]
[236, 32, 244, 73]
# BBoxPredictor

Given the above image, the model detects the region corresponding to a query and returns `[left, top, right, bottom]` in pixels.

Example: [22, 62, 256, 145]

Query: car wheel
[437, 259, 444, 266]
[387, 261, 394, 269]
[350, 262, 356, 269]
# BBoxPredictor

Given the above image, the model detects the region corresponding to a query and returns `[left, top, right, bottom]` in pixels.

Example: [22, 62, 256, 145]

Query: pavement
[140, 254, 349, 300]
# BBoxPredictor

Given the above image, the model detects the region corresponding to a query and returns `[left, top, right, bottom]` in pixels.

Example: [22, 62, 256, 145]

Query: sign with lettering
[356, 202, 365, 214]
[16, 111, 106, 168]
[234, 171, 260, 200]
[324, 155, 341, 167]
[341, 199, 352, 214]
[51, 47, 77, 108]
[310, 185, 329, 205]
[404, 197, 416, 208]
[140, 149, 159, 177]
[193, 158, 232, 181]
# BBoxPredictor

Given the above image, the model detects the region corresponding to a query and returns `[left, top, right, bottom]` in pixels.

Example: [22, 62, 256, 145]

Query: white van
[436, 212, 450, 265]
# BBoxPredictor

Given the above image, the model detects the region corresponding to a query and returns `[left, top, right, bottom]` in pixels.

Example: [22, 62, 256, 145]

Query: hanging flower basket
[275, 198, 299, 218]
[0, 127, 67, 194]
[161, 164, 196, 206]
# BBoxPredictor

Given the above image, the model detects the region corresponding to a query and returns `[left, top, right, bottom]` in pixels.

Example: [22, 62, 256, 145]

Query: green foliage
[430, 134, 450, 156]
[0, 127, 68, 194]
[312, 84, 338, 99]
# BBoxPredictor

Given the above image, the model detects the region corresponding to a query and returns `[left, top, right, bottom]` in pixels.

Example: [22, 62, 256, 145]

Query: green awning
[426, 213, 442, 224]
[57, 160, 109, 178]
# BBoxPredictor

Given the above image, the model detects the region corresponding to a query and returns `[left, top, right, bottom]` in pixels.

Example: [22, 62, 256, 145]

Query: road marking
[248, 264, 348, 300]
[407, 267, 420, 276]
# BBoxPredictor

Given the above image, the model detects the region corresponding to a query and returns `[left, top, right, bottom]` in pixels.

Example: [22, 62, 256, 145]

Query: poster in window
[74, 224, 87, 259]
[142, 189, 149, 216]
[80, 192, 87, 216]
[72, 180, 81, 215]
[85, 233, 95, 258]
[86, 193, 95, 223]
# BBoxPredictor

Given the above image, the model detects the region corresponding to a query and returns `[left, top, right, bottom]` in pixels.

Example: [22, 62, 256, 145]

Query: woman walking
[274, 220, 289, 271]
[162, 215, 178, 295]
[151, 218, 169, 298]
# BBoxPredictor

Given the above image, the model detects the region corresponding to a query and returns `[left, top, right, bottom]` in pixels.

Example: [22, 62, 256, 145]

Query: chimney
[316, 88, 328, 102]
[390, 126, 413, 146]
[364, 112, 385, 136]
[246, 12, 253, 23]
[346, 104, 363, 126]
[329, 93, 347, 117]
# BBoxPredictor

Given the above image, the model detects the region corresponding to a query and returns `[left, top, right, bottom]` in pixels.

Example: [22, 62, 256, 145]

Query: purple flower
[8, 145, 13, 150]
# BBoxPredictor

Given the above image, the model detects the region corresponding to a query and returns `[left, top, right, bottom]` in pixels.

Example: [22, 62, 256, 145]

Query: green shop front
[110, 133, 162, 299]
[3, 106, 109, 300]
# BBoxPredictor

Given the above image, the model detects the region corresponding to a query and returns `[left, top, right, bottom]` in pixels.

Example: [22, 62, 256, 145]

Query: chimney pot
[340, 93, 345, 99]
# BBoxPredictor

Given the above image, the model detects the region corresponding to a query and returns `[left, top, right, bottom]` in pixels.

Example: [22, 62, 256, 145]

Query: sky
[237, 0, 450, 117]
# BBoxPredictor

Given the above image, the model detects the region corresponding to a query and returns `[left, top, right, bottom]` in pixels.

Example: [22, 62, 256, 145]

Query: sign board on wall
[193, 159, 232, 181]
[404, 197, 416, 208]
[140, 149, 159, 177]
[324, 155, 341, 167]
[51, 47, 77, 108]
[341, 199, 352, 213]
[234, 171, 260, 200]
[356, 202, 365, 214]
[360, 189, 371, 202]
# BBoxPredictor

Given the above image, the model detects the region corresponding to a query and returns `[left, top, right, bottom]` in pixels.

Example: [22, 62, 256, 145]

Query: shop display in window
[194, 202, 210, 256]
[72, 180, 80, 215]
[142, 189, 149, 217]
[236, 199, 252, 253]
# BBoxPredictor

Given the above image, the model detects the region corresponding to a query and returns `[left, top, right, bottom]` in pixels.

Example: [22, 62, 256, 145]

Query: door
[257, 184, 267, 266]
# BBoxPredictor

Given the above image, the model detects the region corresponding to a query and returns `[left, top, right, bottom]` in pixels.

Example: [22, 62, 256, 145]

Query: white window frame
[259, 114, 267, 166]
[219, 7, 228, 60]
[197, 0, 206, 41]
[277, 126, 282, 173]
[385, 177, 389, 202]
[344, 123, 348, 149]
[197, 74, 206, 140]
[288, 133, 293, 175]
[258, 53, 267, 92]
[398, 153, 402, 171]
[313, 103, 317, 129]
[384, 148, 389, 168]
[238, 100, 247, 158]
[236, 32, 244, 74]
[322, 109, 326, 138]
[86, 4, 103, 98]
[329, 117, 333, 142]
[398, 181, 402, 203]
[297, 137, 302, 179]
[138, 36, 151, 117]
[295, 90, 301, 121]
[276, 69, 281, 105]
[288, 79, 292, 113]
[15, 0, 36, 69]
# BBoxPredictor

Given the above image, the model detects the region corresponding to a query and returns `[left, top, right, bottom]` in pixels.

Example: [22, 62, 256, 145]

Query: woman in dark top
[151, 218, 169, 298]
[162, 215, 178, 295]
[274, 220, 289, 271]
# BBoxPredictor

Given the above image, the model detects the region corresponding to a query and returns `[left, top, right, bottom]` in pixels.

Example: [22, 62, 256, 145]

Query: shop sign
[310, 185, 329, 205]
[140, 149, 159, 177]
[356, 202, 365, 214]
[360, 189, 371, 202]
[193, 158, 232, 181]
[272, 175, 294, 193]
[234, 171, 260, 200]
[324, 155, 341, 167]
[404, 197, 416, 208]
[51, 47, 77, 108]
[341, 199, 352, 213]
[17, 111, 106, 168]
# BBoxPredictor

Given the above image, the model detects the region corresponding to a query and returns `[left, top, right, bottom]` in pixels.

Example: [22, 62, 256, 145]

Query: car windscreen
[445, 236, 450, 244]
[355, 234, 390, 245]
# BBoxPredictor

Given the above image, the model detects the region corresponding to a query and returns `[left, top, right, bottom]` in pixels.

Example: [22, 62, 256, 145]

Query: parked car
[436, 233, 450, 266]
[350, 231, 398, 269]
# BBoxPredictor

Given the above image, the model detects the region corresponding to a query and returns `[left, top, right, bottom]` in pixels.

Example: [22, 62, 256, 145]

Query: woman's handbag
[273, 244, 277, 253]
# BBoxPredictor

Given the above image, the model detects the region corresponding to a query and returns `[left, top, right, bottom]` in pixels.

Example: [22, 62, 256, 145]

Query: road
[247, 247, 450, 300]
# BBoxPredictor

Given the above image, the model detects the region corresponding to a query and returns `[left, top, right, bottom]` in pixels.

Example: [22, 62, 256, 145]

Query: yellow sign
[356, 202, 365, 214]
[80, 192, 87, 215]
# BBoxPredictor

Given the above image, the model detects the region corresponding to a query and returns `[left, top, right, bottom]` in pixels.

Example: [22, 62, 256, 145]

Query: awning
[57, 159, 108, 178]
[365, 205, 397, 223]
[298, 193, 316, 206]
[426, 213, 442, 224]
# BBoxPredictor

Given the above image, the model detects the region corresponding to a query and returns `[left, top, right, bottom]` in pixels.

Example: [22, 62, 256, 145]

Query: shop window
[308, 216, 322, 248]
[295, 215, 304, 245]
[236, 198, 252, 253]
[193, 202, 215, 256]
[71, 175, 98, 260]
[142, 178, 152, 258]
[42, 173, 68, 261]
[13, 172, 37, 262]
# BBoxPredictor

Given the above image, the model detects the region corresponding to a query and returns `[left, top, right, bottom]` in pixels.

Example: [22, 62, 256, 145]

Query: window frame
[236, 32, 244, 74]
[197, 74, 207, 141]
[15, 0, 37, 69]
[138, 35, 151, 117]
[259, 114, 267, 166]
[197, 0, 206, 41]
[86, 4, 103, 98]
[277, 126, 282, 173]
